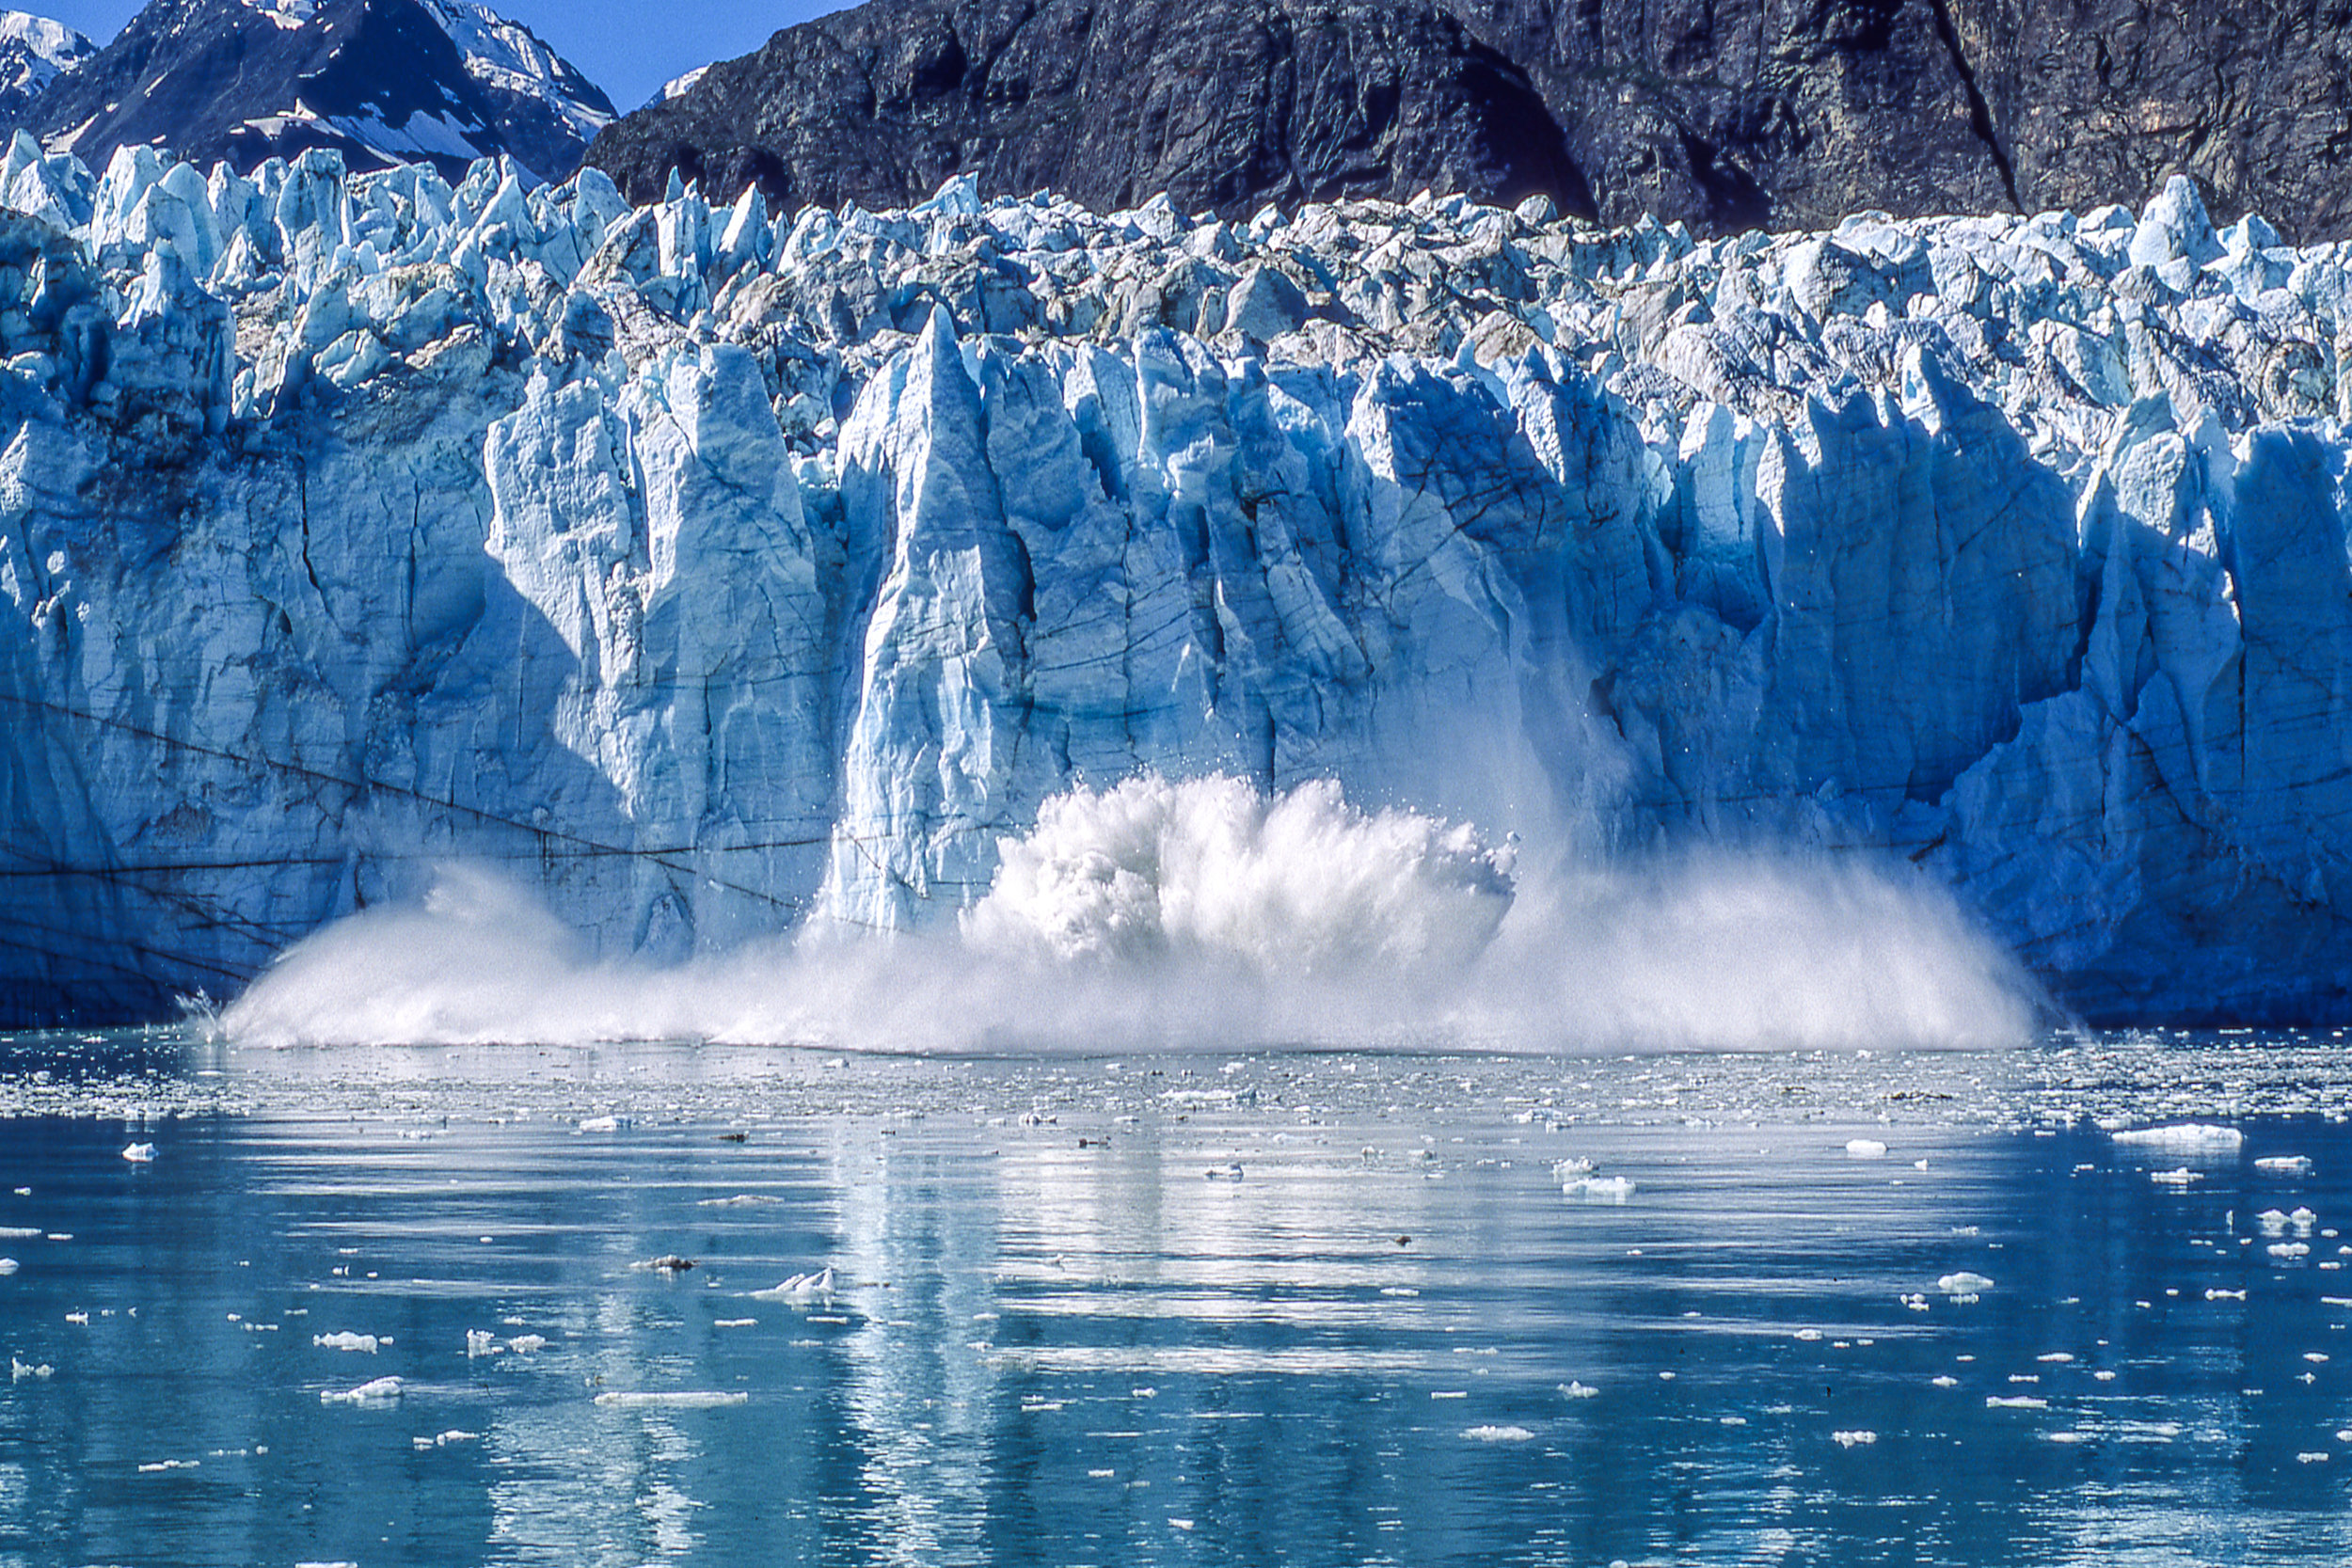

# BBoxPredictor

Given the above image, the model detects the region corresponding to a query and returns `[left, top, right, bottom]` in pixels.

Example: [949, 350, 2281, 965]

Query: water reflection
[7, 1038, 2352, 1563]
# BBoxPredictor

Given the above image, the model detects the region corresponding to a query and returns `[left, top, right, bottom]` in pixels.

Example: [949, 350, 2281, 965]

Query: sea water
[5, 1029, 2352, 1566]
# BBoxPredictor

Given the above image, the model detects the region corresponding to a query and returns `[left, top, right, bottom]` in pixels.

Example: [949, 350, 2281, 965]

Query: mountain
[588, 0, 2352, 242]
[4, 143, 2352, 1028]
[0, 11, 93, 128]
[589, 0, 1587, 222]
[23, 0, 614, 183]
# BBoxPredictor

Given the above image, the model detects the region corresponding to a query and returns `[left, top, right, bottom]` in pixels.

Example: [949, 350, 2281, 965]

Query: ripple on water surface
[3, 1029, 2352, 1565]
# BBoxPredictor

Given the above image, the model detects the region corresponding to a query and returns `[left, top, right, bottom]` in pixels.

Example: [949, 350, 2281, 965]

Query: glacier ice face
[2, 153, 2350, 1026]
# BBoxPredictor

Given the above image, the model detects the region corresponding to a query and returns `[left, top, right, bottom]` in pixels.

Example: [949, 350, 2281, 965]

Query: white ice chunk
[120, 1143, 156, 1162]
[320, 1376, 402, 1405]
[312, 1332, 379, 1353]
[2111, 1125, 2244, 1154]
[750, 1267, 835, 1302]
[593, 1390, 748, 1409]
[1564, 1176, 1636, 1202]
[1464, 1425, 1534, 1442]
[2258, 1156, 2314, 1176]
[1937, 1272, 1995, 1296]
[1845, 1139, 1888, 1159]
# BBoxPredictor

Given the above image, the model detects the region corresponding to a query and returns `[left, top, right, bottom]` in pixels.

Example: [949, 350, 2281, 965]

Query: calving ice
[0, 139, 2345, 1030]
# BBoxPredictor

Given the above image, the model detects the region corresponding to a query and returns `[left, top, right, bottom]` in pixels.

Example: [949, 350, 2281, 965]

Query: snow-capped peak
[0, 9, 94, 103]
[419, 0, 614, 144]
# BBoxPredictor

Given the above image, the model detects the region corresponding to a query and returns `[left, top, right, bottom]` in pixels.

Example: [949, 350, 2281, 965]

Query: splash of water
[221, 775, 2036, 1052]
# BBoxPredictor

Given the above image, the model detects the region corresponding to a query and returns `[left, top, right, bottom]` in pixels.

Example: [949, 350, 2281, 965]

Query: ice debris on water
[1465, 1425, 1535, 1443]
[593, 1391, 748, 1410]
[2258, 1156, 2314, 1176]
[1938, 1272, 1994, 1299]
[119, 1144, 155, 1163]
[311, 1332, 378, 1353]
[1832, 1431, 1878, 1448]
[1564, 1175, 1636, 1202]
[320, 1376, 401, 1405]
[0, 1259, 15, 1275]
[10, 1358, 53, 1381]
[1562, 1382, 1599, 1399]
[1846, 1139, 1888, 1159]
[412, 1430, 479, 1450]
[750, 1267, 834, 1303]
[2111, 1125, 2245, 1154]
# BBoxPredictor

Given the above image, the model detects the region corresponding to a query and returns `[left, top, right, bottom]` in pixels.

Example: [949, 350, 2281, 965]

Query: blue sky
[33, 1, 844, 115]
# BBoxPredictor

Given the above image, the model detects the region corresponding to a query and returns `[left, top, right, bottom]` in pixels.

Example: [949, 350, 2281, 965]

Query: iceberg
[0, 144, 2348, 1029]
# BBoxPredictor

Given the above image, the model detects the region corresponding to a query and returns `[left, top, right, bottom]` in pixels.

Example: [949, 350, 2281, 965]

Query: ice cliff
[4, 136, 2350, 1027]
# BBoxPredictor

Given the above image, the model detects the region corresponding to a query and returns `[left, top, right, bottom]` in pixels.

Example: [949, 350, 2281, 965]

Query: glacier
[3, 134, 2350, 1028]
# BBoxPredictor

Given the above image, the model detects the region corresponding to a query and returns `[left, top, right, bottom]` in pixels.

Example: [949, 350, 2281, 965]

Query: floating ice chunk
[312, 1332, 378, 1353]
[2205, 1288, 2247, 1301]
[506, 1334, 548, 1354]
[2293, 1207, 2319, 1234]
[0, 1227, 40, 1238]
[2149, 1168, 2201, 1186]
[2037, 1353, 2074, 1363]
[2270, 1243, 2312, 1259]
[466, 1330, 498, 1356]
[1931, 1375, 1960, 1388]
[1551, 1158, 1596, 1180]
[1564, 1176, 1636, 1202]
[713, 1318, 756, 1328]
[64, 1311, 87, 1324]
[1832, 1430, 1878, 1448]
[2258, 1156, 2314, 1176]
[412, 1430, 478, 1450]
[1987, 1396, 2048, 1409]
[1938, 1273, 1995, 1297]
[2300, 1451, 2333, 1464]
[0, 1259, 15, 1275]
[320, 1376, 402, 1405]
[1465, 1425, 1534, 1442]
[120, 1143, 157, 1162]
[696, 1195, 782, 1207]
[1561, 1381, 1598, 1399]
[10, 1358, 53, 1380]
[2045, 1432, 2089, 1445]
[593, 1391, 748, 1410]
[137, 1459, 199, 1472]
[576, 1116, 629, 1133]
[751, 1268, 834, 1302]
[1845, 1139, 1888, 1159]
[2259, 1210, 2292, 1236]
[2112, 1125, 2244, 1154]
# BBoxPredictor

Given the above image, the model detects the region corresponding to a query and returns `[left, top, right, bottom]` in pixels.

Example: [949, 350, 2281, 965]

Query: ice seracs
[3, 156, 2352, 1028]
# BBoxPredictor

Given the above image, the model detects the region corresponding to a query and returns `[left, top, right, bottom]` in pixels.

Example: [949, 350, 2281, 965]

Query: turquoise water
[4, 1032, 2352, 1565]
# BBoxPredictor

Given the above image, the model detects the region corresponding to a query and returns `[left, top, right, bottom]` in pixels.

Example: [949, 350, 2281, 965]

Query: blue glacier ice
[3, 140, 2349, 1028]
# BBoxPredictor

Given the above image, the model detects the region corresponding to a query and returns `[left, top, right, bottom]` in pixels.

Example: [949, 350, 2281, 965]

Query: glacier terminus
[2, 136, 2348, 1031]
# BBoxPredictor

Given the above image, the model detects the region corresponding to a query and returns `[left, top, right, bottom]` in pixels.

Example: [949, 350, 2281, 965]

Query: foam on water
[219, 776, 2036, 1053]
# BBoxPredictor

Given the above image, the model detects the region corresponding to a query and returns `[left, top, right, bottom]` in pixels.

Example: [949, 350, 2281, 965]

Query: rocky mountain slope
[589, 0, 2352, 242]
[3, 138, 2352, 1027]
[22, 0, 613, 182]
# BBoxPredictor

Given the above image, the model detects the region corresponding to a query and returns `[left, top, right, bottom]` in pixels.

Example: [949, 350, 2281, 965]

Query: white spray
[221, 774, 2035, 1052]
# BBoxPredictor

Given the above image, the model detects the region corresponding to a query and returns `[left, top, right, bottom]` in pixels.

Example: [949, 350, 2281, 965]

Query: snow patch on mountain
[419, 0, 614, 145]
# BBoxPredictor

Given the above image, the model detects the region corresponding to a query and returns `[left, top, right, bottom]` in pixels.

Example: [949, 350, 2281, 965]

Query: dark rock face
[24, 0, 614, 184]
[587, 0, 2352, 240]
[589, 0, 1591, 220]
